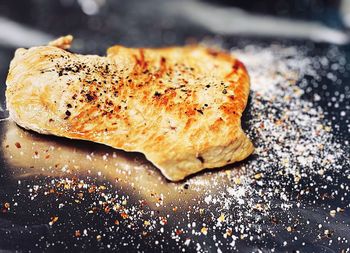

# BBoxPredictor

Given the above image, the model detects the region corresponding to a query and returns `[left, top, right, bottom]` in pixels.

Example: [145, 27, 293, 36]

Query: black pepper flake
[222, 89, 227, 94]
[184, 184, 189, 190]
[86, 93, 95, 102]
[67, 104, 72, 108]
[206, 85, 210, 88]
[196, 109, 204, 115]
[65, 110, 71, 116]
[197, 156, 204, 163]
[154, 92, 162, 97]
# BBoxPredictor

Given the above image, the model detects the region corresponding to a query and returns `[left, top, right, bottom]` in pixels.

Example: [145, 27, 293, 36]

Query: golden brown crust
[6, 36, 254, 181]
[48, 35, 73, 50]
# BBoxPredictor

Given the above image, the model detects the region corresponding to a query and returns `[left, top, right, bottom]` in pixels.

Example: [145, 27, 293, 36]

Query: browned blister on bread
[6, 36, 254, 181]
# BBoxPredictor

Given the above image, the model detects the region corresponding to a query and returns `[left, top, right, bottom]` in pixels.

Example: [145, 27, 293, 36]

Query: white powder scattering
[204, 195, 212, 204]
[181, 43, 350, 251]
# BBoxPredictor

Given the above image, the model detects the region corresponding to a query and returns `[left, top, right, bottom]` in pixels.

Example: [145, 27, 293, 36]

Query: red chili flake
[4, 203, 10, 208]
[176, 229, 183, 235]
[104, 207, 110, 213]
[15, 142, 21, 148]
[115, 220, 120, 225]
[75, 231, 81, 236]
[270, 217, 278, 224]
[140, 200, 147, 205]
[320, 193, 328, 200]
[121, 212, 129, 219]
[161, 217, 167, 225]
[5, 145, 9, 148]
[50, 217, 58, 224]
[45, 155, 50, 159]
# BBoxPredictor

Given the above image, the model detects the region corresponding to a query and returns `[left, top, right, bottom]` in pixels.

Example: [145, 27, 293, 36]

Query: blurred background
[0, 0, 350, 111]
[0, 0, 350, 50]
